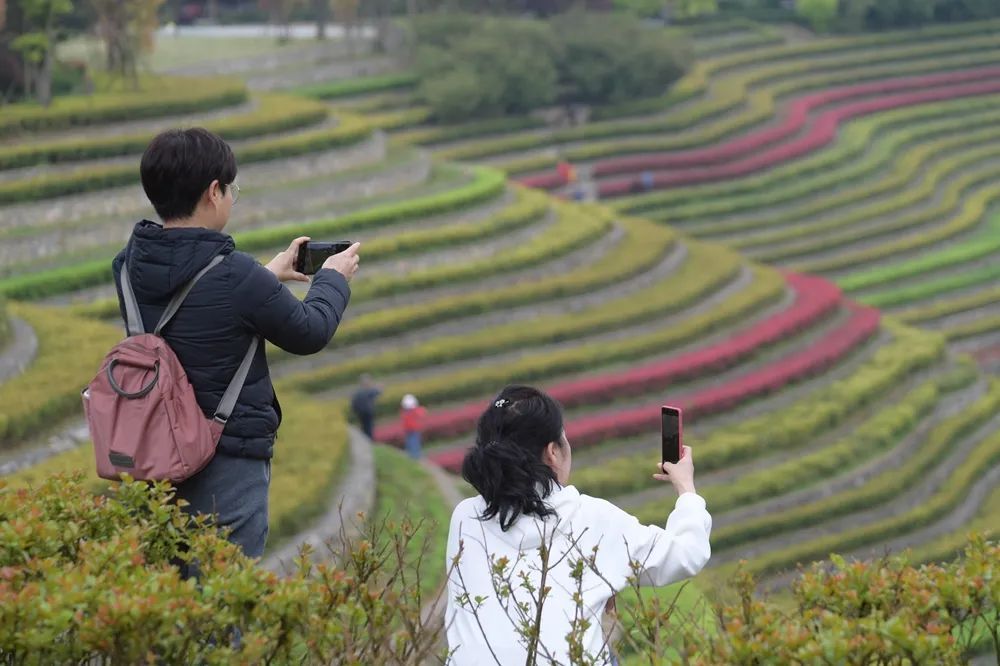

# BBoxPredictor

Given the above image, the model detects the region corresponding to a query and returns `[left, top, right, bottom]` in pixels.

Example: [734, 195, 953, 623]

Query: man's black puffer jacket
[112, 220, 350, 460]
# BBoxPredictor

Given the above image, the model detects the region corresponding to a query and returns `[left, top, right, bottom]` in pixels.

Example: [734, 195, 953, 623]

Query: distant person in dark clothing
[113, 127, 361, 558]
[351, 374, 382, 440]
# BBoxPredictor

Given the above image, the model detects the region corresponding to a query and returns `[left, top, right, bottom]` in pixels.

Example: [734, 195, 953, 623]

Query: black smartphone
[661, 405, 682, 465]
[295, 241, 353, 275]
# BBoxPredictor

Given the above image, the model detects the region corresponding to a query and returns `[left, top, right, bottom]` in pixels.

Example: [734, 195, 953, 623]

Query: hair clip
[494, 399, 509, 409]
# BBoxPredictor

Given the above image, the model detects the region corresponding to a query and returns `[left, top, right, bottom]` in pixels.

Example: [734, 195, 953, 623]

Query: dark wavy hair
[461, 385, 565, 531]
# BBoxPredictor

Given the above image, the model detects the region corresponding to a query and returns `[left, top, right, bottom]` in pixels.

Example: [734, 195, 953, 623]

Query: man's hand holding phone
[266, 236, 312, 284]
[323, 242, 361, 282]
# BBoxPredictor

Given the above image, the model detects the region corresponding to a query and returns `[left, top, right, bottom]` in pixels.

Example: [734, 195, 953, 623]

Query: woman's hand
[265, 236, 311, 284]
[653, 445, 697, 496]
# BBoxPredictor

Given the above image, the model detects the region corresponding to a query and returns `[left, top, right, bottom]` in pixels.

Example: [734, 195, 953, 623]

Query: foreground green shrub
[0, 475, 995, 664]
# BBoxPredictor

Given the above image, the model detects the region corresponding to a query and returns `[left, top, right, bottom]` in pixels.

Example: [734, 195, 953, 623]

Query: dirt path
[262, 425, 376, 573]
[0, 318, 37, 383]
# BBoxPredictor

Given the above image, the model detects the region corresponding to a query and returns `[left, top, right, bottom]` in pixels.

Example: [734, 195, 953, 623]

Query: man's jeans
[404, 432, 422, 459]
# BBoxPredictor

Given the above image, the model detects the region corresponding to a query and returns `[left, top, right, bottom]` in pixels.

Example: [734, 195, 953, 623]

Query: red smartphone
[661, 405, 682, 465]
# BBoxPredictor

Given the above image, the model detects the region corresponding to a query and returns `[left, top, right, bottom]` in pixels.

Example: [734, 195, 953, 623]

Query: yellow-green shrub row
[907, 482, 1000, 564]
[748, 145, 1000, 261]
[0, 167, 504, 301]
[317, 209, 662, 345]
[564, 47, 1000, 164]
[897, 286, 1000, 324]
[291, 214, 680, 382]
[572, 323, 946, 498]
[7, 391, 352, 545]
[614, 93, 1000, 219]
[0, 93, 331, 170]
[725, 119, 1000, 245]
[0, 76, 247, 136]
[352, 261, 786, 420]
[791, 178, 1000, 274]
[0, 105, 370, 204]
[707, 372, 998, 552]
[707, 385, 1000, 582]
[370, 444, 451, 600]
[75, 188, 550, 321]
[351, 199, 608, 301]
[0, 304, 121, 448]
[944, 313, 1000, 341]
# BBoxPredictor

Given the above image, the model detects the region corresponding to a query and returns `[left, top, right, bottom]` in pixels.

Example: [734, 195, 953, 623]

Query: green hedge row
[907, 481, 1000, 565]
[944, 312, 1000, 341]
[841, 214, 1000, 295]
[616, 92, 1000, 218]
[897, 285, 1000, 325]
[0, 76, 248, 137]
[295, 72, 418, 100]
[753, 145, 1000, 264]
[707, 372, 999, 552]
[292, 214, 683, 389]
[0, 304, 121, 449]
[393, 116, 547, 147]
[729, 120, 1000, 248]
[725, 383, 1000, 581]
[0, 167, 505, 301]
[0, 105, 371, 204]
[572, 322, 945, 498]
[355, 260, 786, 421]
[350, 198, 608, 301]
[75, 186, 549, 322]
[312, 206, 659, 347]
[865, 261, 1000, 311]
[793, 175, 1000, 274]
[0, 93, 330, 170]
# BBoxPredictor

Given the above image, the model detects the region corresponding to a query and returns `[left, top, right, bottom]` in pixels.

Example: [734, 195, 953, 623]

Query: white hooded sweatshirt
[444, 485, 712, 665]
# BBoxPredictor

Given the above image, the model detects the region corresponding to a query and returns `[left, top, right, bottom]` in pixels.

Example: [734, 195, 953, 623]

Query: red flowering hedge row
[595, 76, 1000, 198]
[427, 303, 880, 472]
[589, 66, 1000, 178]
[517, 69, 1000, 194]
[375, 272, 840, 446]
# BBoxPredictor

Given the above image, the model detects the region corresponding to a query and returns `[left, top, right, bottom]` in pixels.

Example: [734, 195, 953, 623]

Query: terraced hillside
[0, 17, 997, 650]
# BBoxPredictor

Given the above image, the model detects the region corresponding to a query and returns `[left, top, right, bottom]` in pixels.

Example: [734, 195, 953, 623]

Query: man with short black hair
[112, 127, 361, 558]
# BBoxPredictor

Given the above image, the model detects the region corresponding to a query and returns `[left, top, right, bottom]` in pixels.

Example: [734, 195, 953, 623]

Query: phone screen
[296, 241, 353, 275]
[661, 407, 681, 464]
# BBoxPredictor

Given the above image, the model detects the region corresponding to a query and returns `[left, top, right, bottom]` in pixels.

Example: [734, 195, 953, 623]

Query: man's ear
[206, 179, 222, 206]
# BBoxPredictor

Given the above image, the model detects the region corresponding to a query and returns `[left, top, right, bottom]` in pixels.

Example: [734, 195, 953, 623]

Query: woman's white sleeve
[612, 492, 713, 588]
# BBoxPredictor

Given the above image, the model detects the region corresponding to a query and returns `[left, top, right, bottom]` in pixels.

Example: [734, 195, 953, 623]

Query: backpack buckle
[213, 415, 229, 425]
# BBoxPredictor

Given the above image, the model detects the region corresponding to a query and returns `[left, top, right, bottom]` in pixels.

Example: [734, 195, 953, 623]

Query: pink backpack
[83, 256, 258, 483]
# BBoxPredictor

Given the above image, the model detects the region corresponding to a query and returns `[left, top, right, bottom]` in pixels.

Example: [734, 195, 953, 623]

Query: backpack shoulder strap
[120, 262, 145, 337]
[212, 336, 260, 425]
[153, 255, 227, 336]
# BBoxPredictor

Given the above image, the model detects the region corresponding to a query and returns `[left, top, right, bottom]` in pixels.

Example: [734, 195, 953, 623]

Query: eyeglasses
[230, 181, 240, 206]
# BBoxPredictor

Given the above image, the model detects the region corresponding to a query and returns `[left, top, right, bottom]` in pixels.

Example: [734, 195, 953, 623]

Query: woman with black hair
[445, 385, 711, 665]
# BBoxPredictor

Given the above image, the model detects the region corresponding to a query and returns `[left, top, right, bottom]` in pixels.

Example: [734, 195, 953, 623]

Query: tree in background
[10, 0, 71, 106]
[552, 12, 690, 103]
[331, 0, 360, 52]
[260, 0, 304, 42]
[796, 0, 838, 31]
[89, 0, 163, 86]
[415, 18, 559, 121]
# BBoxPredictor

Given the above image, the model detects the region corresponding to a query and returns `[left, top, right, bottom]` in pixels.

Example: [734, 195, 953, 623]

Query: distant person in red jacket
[401, 394, 427, 459]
